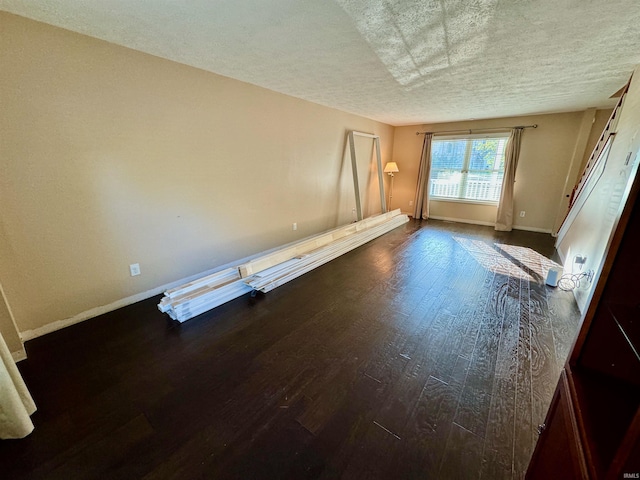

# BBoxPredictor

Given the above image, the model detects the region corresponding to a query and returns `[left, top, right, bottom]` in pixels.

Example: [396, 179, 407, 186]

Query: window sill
[431, 197, 499, 207]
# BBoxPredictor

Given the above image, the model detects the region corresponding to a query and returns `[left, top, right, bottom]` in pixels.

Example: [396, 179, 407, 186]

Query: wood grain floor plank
[513, 277, 535, 480]
[367, 241, 478, 437]
[545, 286, 581, 368]
[36, 414, 154, 480]
[439, 422, 485, 480]
[480, 272, 520, 480]
[529, 275, 561, 436]
[384, 374, 460, 479]
[316, 228, 478, 478]
[432, 257, 491, 382]
[453, 272, 510, 438]
[0, 220, 582, 480]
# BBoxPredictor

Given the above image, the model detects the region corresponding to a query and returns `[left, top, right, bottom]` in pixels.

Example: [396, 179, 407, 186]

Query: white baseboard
[20, 287, 166, 341]
[19, 227, 370, 341]
[556, 246, 567, 264]
[428, 215, 552, 234]
[19, 264, 243, 342]
[513, 225, 553, 234]
[429, 215, 496, 227]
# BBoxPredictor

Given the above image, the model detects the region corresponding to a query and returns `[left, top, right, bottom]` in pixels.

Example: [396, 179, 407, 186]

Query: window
[430, 134, 509, 203]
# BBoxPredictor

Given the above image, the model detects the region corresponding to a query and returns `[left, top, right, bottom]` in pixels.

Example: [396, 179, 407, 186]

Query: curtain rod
[415, 124, 537, 136]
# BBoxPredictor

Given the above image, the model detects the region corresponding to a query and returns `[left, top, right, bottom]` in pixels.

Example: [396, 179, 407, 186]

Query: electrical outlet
[519, 211, 526, 217]
[409, 200, 414, 206]
[129, 263, 141, 276]
[292, 222, 297, 231]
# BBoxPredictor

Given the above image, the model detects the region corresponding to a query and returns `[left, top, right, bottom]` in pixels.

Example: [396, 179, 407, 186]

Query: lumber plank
[238, 210, 401, 277]
[246, 215, 408, 292]
[158, 211, 407, 322]
[165, 268, 240, 299]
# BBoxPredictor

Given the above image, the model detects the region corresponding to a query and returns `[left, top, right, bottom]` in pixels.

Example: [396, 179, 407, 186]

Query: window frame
[429, 132, 510, 205]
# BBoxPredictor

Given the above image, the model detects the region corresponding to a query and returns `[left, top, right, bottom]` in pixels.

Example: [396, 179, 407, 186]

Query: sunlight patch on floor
[454, 236, 561, 281]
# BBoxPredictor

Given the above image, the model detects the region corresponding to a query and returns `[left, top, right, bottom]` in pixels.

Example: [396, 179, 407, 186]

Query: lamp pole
[383, 162, 399, 211]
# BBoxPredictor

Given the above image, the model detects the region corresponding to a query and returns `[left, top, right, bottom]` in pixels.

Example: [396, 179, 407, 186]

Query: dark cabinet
[527, 161, 640, 478]
[526, 370, 588, 479]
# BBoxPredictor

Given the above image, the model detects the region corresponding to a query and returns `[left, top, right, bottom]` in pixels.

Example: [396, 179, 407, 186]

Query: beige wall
[0, 13, 394, 337]
[392, 112, 592, 232]
[558, 68, 640, 312]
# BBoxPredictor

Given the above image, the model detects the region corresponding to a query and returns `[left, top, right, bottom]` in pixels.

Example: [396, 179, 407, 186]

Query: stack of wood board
[237, 209, 405, 277]
[157, 268, 252, 322]
[245, 212, 409, 292]
[157, 209, 409, 322]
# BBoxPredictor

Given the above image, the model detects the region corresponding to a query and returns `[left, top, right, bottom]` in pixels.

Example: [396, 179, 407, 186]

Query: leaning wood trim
[348, 131, 363, 221]
[350, 131, 379, 139]
[374, 136, 387, 213]
[12, 348, 27, 362]
[347, 131, 387, 220]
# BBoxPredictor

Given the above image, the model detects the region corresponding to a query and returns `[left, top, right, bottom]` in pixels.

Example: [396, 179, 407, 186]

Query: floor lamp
[383, 162, 399, 210]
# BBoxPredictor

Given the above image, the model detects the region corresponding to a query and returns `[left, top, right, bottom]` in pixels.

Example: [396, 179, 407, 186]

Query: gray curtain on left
[0, 333, 36, 439]
[413, 133, 433, 219]
[495, 128, 523, 231]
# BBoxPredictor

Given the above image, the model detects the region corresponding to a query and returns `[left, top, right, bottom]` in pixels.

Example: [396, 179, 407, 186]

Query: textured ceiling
[1, 0, 639, 125]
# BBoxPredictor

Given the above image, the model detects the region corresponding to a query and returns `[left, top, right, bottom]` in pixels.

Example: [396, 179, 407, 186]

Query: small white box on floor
[545, 267, 562, 287]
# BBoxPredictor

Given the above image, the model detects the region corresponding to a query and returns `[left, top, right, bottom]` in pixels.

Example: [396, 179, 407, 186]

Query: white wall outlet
[409, 200, 414, 206]
[292, 222, 297, 231]
[129, 263, 141, 276]
[519, 211, 526, 217]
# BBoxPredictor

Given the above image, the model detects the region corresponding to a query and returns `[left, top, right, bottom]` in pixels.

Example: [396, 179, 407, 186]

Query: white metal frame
[348, 131, 387, 221]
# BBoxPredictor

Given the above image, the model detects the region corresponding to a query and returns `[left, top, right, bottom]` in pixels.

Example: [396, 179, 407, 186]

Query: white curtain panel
[413, 133, 433, 219]
[0, 333, 36, 439]
[495, 128, 523, 231]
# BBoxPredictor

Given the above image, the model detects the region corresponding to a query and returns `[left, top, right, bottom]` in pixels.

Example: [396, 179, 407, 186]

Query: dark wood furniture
[527, 165, 640, 479]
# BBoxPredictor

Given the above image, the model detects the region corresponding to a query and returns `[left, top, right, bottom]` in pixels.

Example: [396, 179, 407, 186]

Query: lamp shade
[383, 162, 399, 173]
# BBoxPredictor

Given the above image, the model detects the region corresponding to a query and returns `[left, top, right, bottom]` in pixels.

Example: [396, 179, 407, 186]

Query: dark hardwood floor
[0, 219, 582, 479]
